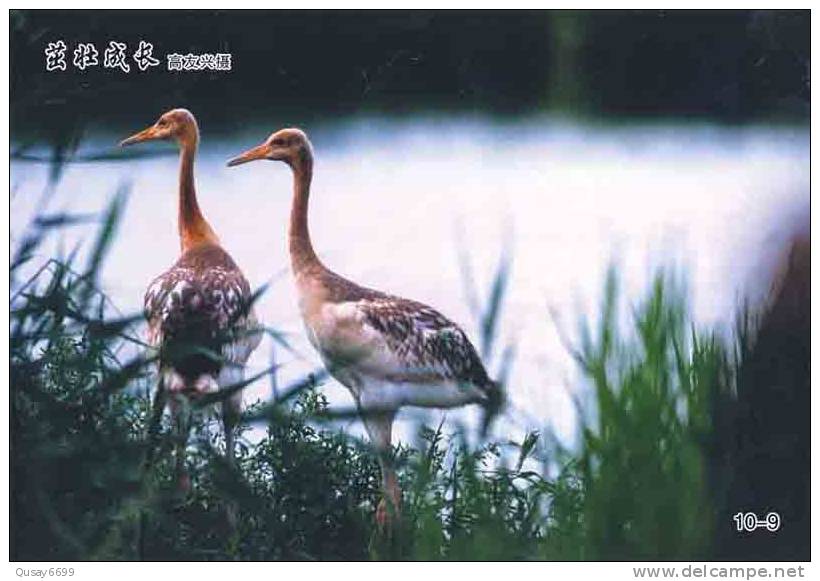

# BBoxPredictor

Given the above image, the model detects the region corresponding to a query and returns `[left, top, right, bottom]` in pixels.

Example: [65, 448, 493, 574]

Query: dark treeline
[10, 9, 809, 144]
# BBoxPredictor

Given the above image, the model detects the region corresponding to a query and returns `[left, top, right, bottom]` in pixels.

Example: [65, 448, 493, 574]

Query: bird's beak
[226, 143, 271, 167]
[119, 125, 161, 147]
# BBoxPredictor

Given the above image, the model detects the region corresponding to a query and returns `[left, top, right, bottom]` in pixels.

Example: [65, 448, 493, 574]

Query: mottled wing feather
[144, 245, 261, 381]
[321, 295, 491, 390]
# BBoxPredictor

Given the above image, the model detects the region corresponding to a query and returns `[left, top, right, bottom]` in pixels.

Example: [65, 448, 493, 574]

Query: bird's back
[300, 267, 494, 408]
[145, 243, 260, 385]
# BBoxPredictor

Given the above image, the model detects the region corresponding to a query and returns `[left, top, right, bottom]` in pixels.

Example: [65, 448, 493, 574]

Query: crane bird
[227, 128, 503, 528]
[121, 109, 261, 490]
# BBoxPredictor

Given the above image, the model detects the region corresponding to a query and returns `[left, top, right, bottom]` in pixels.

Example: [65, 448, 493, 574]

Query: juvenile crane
[121, 109, 261, 488]
[227, 128, 502, 527]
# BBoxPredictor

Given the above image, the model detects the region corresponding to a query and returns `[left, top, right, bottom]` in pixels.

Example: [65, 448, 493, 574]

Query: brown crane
[227, 128, 502, 528]
[121, 109, 261, 490]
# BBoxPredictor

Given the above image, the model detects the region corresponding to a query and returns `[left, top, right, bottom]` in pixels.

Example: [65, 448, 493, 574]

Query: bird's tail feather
[480, 379, 505, 438]
[163, 369, 219, 396]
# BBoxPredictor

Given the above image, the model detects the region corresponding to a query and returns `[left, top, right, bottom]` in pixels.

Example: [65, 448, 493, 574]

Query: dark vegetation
[10, 9, 809, 149]
[10, 176, 809, 560]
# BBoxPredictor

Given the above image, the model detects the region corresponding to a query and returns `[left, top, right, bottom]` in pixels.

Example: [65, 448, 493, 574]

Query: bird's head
[226, 128, 312, 169]
[120, 108, 199, 148]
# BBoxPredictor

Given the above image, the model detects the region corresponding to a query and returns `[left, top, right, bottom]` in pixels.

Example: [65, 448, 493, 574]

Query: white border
[5, 6, 815, 573]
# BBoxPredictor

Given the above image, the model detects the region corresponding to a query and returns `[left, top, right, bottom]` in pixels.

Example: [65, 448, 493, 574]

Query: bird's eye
[272, 138, 285, 147]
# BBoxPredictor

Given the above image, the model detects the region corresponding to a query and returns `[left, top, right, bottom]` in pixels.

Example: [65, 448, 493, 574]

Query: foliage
[11, 188, 743, 561]
[561, 271, 732, 560]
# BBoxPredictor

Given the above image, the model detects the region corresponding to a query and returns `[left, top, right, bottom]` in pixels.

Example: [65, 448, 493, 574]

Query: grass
[12, 169, 790, 561]
[563, 272, 729, 559]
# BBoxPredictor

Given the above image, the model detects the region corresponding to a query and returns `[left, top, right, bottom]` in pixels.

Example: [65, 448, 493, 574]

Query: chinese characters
[133, 40, 160, 71]
[72, 43, 99, 70]
[167, 53, 232, 71]
[44, 40, 67, 71]
[44, 40, 232, 72]
[103, 41, 131, 72]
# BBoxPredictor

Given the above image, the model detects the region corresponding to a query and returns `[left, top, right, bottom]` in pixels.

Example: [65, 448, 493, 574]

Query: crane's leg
[377, 451, 401, 531]
[138, 371, 168, 560]
[221, 390, 242, 527]
[361, 407, 400, 531]
[220, 378, 243, 469]
[169, 393, 193, 494]
[143, 372, 168, 471]
[220, 368, 244, 537]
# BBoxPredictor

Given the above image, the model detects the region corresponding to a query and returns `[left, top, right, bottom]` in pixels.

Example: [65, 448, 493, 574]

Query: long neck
[178, 139, 218, 252]
[289, 155, 322, 276]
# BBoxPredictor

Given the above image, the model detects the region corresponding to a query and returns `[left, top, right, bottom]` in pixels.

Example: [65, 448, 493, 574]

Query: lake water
[11, 115, 809, 447]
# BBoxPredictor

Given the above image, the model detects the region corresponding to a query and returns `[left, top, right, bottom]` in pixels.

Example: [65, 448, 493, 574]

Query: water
[11, 115, 809, 446]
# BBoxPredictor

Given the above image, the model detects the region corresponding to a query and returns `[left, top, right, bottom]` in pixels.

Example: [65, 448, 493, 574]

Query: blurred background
[10, 9, 809, 560]
[10, 10, 810, 128]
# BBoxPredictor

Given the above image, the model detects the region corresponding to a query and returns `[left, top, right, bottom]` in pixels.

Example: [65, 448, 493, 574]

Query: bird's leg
[137, 374, 168, 560]
[361, 408, 400, 531]
[221, 390, 242, 468]
[377, 454, 402, 531]
[170, 394, 192, 494]
[221, 388, 243, 537]
[143, 374, 168, 472]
